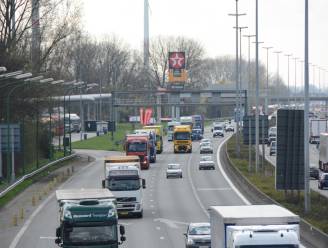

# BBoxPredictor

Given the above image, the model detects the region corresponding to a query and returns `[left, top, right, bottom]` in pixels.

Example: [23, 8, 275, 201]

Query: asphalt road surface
[6, 129, 307, 248]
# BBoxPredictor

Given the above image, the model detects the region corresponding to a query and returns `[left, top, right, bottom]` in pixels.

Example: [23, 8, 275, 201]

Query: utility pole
[274, 51, 282, 106]
[293, 57, 299, 106]
[304, 0, 310, 213]
[10, 0, 15, 40]
[144, 0, 150, 69]
[31, 0, 41, 73]
[285, 54, 292, 106]
[229, 0, 246, 158]
[244, 34, 256, 172]
[263, 47, 273, 114]
[255, 0, 260, 173]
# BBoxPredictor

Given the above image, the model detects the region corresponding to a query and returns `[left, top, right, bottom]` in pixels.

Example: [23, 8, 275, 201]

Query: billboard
[168, 52, 187, 89]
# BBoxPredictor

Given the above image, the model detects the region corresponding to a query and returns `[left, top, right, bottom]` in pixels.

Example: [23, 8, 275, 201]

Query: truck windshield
[174, 132, 191, 140]
[237, 246, 299, 248]
[64, 225, 117, 245]
[108, 178, 140, 191]
[127, 142, 147, 152]
[214, 126, 223, 130]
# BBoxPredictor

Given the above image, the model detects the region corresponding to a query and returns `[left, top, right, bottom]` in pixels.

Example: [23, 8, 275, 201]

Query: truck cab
[102, 160, 145, 218]
[125, 134, 150, 169]
[167, 121, 181, 141]
[143, 125, 164, 154]
[132, 129, 157, 163]
[173, 125, 192, 153]
[55, 189, 126, 248]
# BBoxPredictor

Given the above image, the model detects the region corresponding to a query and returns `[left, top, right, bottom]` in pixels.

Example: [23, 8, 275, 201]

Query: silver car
[184, 222, 211, 248]
[166, 164, 183, 178]
[199, 160, 215, 170]
[200, 139, 211, 147]
[200, 145, 213, 154]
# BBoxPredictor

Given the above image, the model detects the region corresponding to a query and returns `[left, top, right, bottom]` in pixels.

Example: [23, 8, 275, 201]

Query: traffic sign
[0, 124, 21, 152]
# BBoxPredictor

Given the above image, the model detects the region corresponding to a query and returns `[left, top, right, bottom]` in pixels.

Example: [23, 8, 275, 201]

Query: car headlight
[187, 238, 194, 245]
[135, 203, 141, 210]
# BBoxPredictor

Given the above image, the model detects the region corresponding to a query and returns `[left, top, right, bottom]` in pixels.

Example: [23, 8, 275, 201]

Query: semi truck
[133, 129, 157, 163]
[143, 125, 164, 154]
[319, 133, 328, 172]
[173, 125, 192, 153]
[102, 156, 146, 217]
[309, 119, 328, 144]
[167, 121, 181, 141]
[209, 204, 300, 248]
[55, 188, 126, 248]
[192, 114, 204, 134]
[180, 116, 193, 129]
[125, 134, 150, 169]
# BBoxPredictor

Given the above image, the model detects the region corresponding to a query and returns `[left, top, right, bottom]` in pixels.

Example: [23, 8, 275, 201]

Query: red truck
[125, 134, 150, 169]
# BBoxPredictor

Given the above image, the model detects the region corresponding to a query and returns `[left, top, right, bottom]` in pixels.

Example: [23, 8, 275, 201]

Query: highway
[6, 131, 247, 248]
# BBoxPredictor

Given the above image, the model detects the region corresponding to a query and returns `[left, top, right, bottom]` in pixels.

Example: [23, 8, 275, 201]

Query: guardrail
[0, 154, 76, 199]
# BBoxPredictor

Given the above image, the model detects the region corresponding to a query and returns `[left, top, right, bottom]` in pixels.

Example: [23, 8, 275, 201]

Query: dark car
[191, 129, 203, 141]
[310, 166, 319, 180]
[318, 173, 328, 189]
[184, 223, 211, 248]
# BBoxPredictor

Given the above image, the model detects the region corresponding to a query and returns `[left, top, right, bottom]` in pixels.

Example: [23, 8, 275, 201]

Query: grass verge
[227, 134, 328, 234]
[0, 156, 75, 209]
[72, 123, 141, 151]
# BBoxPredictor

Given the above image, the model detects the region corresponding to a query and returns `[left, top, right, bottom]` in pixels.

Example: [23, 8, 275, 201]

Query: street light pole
[274, 51, 282, 106]
[285, 54, 292, 106]
[293, 57, 299, 106]
[229, 0, 246, 158]
[263, 47, 273, 114]
[255, 0, 260, 173]
[304, 0, 310, 213]
[244, 34, 256, 172]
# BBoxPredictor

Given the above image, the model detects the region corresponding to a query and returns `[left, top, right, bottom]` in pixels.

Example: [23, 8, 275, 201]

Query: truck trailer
[209, 205, 300, 248]
[319, 133, 328, 172]
[309, 119, 328, 144]
[55, 188, 126, 248]
[102, 156, 146, 217]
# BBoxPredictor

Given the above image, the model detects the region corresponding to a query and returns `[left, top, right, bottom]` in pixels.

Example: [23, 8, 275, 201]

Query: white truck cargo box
[210, 205, 300, 248]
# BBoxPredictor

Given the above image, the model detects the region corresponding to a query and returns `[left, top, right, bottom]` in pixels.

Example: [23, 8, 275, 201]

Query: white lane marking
[40, 236, 56, 240]
[187, 151, 210, 218]
[153, 218, 189, 229]
[156, 226, 161, 230]
[152, 211, 156, 215]
[150, 205, 154, 208]
[160, 236, 165, 240]
[197, 187, 232, 191]
[9, 158, 98, 248]
[216, 135, 251, 205]
[150, 199, 154, 202]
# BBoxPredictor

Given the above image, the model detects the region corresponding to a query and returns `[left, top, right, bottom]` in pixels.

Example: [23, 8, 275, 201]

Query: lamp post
[285, 54, 292, 106]
[229, 0, 246, 158]
[273, 51, 282, 106]
[304, 0, 310, 213]
[263, 47, 273, 114]
[293, 57, 299, 106]
[244, 34, 256, 172]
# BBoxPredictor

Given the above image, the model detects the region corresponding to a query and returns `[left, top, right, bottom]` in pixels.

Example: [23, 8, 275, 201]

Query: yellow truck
[143, 125, 163, 154]
[173, 125, 192, 153]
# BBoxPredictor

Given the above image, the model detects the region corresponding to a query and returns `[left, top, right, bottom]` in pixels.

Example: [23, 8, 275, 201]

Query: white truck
[209, 205, 300, 248]
[319, 133, 328, 172]
[309, 119, 328, 144]
[102, 156, 146, 218]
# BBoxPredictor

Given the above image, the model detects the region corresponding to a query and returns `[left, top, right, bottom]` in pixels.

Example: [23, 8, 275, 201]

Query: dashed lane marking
[197, 187, 232, 191]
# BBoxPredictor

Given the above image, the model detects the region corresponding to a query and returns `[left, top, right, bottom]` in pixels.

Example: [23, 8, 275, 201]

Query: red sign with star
[168, 52, 185, 69]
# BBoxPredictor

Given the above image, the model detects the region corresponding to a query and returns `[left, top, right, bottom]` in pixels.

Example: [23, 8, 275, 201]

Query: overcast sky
[82, 0, 328, 89]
